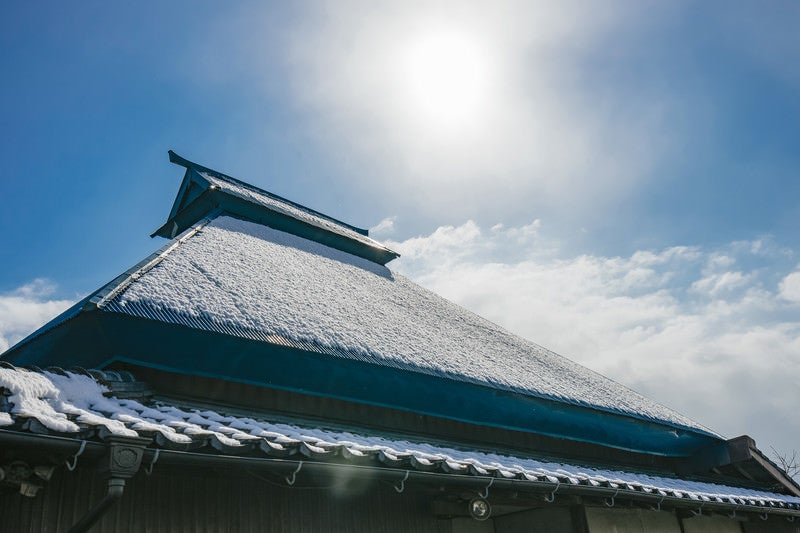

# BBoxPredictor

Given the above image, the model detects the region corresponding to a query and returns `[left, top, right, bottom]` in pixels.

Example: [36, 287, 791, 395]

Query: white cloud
[285, 0, 687, 218]
[779, 270, 800, 303]
[0, 280, 74, 354]
[369, 216, 397, 238]
[690, 271, 751, 297]
[388, 221, 800, 458]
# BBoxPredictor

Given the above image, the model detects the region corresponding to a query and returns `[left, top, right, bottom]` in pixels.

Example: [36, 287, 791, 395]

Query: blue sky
[2, 1, 799, 460]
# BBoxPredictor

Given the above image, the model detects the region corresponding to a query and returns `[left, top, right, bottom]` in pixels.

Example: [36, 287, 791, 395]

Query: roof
[4, 214, 723, 454]
[2, 366, 798, 515]
[1, 153, 728, 458]
[107, 215, 708, 433]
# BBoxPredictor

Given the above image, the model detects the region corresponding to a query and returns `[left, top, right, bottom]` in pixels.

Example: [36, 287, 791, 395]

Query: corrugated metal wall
[6, 465, 798, 533]
[0, 466, 441, 532]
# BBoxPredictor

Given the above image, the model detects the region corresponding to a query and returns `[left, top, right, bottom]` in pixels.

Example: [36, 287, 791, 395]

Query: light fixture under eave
[469, 497, 492, 521]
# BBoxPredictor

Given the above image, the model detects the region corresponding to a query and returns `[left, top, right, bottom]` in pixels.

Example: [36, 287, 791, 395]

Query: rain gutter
[2, 431, 798, 521]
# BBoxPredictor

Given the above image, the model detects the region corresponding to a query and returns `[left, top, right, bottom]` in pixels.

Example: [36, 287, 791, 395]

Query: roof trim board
[103, 354, 720, 457]
[0, 305, 728, 457]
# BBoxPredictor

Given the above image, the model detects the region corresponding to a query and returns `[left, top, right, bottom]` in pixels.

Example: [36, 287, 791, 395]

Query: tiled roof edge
[2, 365, 798, 512]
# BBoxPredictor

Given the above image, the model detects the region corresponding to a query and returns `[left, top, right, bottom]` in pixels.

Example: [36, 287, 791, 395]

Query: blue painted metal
[154, 151, 399, 265]
[167, 150, 369, 236]
[1, 306, 727, 459]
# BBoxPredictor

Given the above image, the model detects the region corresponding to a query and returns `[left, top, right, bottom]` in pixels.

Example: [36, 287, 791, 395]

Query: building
[1, 151, 798, 532]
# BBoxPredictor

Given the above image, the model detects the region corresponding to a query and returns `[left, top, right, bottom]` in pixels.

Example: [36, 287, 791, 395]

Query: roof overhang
[0, 307, 727, 461]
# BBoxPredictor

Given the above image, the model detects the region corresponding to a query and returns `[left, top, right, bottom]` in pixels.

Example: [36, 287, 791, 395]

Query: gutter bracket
[650, 495, 666, 512]
[285, 461, 303, 486]
[544, 481, 560, 503]
[67, 436, 150, 533]
[65, 440, 87, 471]
[394, 470, 410, 494]
[480, 478, 494, 499]
[605, 488, 619, 508]
[145, 448, 160, 476]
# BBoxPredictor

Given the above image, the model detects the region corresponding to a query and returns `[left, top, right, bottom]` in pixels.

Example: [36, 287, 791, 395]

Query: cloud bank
[386, 220, 800, 457]
[0, 280, 73, 354]
[286, 0, 684, 218]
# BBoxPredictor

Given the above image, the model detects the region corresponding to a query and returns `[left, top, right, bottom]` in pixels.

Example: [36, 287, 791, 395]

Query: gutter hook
[480, 478, 494, 499]
[605, 488, 619, 508]
[145, 449, 160, 476]
[544, 481, 560, 503]
[65, 441, 87, 472]
[394, 471, 410, 494]
[285, 462, 303, 486]
[650, 495, 665, 512]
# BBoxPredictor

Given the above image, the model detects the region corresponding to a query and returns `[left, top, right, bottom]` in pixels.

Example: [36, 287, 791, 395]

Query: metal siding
[0, 466, 440, 532]
[680, 514, 744, 533]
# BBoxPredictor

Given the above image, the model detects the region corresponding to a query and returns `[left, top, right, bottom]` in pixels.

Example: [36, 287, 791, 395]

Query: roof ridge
[168, 150, 369, 236]
[94, 214, 218, 309]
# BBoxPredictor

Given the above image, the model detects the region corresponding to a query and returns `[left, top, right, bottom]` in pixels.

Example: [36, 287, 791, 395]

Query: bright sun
[401, 29, 493, 132]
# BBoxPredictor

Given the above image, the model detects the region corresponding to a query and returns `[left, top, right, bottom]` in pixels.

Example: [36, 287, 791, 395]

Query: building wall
[584, 507, 681, 533]
[584, 507, 800, 533]
[0, 466, 440, 533]
[742, 518, 800, 533]
[679, 514, 742, 533]
[2, 465, 796, 533]
[493, 507, 577, 533]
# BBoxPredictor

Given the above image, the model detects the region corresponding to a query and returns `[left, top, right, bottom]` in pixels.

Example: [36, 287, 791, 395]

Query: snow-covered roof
[99, 215, 709, 435]
[1, 367, 797, 513]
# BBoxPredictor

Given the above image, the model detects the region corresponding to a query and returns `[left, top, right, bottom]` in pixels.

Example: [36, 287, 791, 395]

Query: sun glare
[401, 29, 493, 132]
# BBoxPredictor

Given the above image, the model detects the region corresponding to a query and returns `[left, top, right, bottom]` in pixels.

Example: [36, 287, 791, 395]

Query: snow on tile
[112, 216, 710, 432]
[3, 368, 794, 507]
[0, 368, 81, 434]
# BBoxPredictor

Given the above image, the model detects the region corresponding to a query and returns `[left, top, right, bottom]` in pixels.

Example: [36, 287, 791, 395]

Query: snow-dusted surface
[0, 367, 136, 436]
[201, 172, 389, 252]
[108, 216, 712, 433]
[0, 368, 797, 508]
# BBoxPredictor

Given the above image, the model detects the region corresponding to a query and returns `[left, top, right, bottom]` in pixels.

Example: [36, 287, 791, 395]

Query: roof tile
[1, 367, 798, 513]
